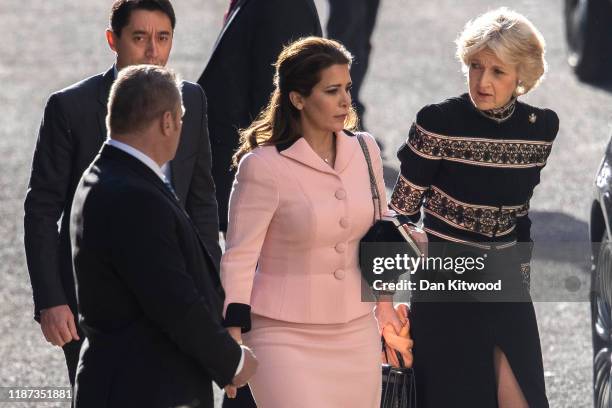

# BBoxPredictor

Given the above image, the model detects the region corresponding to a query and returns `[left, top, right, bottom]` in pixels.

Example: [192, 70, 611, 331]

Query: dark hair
[107, 65, 182, 136]
[233, 36, 358, 167]
[110, 0, 176, 37]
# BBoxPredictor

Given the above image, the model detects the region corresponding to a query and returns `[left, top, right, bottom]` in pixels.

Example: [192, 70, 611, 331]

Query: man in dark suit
[198, 0, 322, 232]
[70, 65, 257, 408]
[327, 0, 380, 129]
[24, 0, 221, 387]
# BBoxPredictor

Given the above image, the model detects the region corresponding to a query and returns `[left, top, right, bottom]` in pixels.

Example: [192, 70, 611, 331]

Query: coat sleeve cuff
[223, 303, 252, 333]
[34, 294, 70, 322]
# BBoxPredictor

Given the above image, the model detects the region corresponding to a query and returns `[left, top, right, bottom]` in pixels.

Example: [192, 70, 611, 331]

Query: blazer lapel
[206, 0, 250, 66]
[333, 130, 358, 173]
[279, 137, 335, 175]
[306, 0, 323, 36]
[96, 68, 115, 143]
[279, 131, 358, 175]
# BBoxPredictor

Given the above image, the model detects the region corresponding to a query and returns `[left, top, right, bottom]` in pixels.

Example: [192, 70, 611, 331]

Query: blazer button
[334, 269, 346, 280]
[335, 189, 347, 200]
[335, 242, 346, 253]
[339, 217, 349, 228]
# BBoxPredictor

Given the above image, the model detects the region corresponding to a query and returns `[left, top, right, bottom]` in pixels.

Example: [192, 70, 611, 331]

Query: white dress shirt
[107, 139, 167, 181]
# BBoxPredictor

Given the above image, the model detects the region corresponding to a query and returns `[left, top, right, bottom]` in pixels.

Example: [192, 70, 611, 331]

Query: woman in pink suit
[220, 37, 407, 407]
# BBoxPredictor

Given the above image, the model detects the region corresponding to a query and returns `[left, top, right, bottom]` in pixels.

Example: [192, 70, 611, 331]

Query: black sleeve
[389, 105, 443, 222]
[544, 108, 560, 143]
[224, 303, 252, 332]
[516, 109, 559, 265]
[184, 85, 222, 271]
[111, 192, 241, 388]
[24, 93, 73, 315]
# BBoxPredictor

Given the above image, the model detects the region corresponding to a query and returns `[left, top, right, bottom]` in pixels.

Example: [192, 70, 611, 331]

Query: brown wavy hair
[233, 36, 358, 167]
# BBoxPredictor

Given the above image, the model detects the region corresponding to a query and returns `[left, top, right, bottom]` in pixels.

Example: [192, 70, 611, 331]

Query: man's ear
[106, 29, 118, 52]
[289, 91, 304, 110]
[161, 111, 173, 137]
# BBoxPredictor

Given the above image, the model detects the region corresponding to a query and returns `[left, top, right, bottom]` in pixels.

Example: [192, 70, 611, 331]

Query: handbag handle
[356, 134, 383, 223]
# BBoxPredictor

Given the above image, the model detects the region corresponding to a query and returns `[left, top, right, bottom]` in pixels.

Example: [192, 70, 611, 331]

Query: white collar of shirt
[107, 139, 167, 182]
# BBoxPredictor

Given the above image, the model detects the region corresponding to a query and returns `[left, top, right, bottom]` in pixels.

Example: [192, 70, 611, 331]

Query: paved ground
[1, 1, 608, 407]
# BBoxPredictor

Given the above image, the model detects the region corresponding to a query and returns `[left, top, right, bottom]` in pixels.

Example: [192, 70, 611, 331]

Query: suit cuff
[234, 346, 245, 377]
[224, 303, 252, 332]
[34, 295, 70, 322]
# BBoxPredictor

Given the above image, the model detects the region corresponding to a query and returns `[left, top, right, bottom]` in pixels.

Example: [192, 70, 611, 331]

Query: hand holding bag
[381, 303, 416, 407]
[381, 304, 413, 368]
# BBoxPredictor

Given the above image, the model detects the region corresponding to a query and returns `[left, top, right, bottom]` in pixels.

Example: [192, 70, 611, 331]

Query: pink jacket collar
[277, 130, 359, 175]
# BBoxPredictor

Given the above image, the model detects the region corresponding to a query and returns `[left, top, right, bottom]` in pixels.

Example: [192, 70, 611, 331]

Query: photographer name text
[373, 278, 502, 292]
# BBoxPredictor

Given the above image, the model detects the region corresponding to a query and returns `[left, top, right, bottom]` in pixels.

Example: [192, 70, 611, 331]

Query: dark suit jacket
[24, 67, 222, 319]
[70, 145, 241, 408]
[198, 0, 322, 231]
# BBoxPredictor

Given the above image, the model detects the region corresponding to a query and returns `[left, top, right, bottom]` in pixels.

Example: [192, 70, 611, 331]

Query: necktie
[163, 178, 179, 201]
[223, 0, 239, 24]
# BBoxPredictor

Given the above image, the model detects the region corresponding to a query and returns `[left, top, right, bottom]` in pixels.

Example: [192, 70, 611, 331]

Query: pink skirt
[243, 312, 381, 408]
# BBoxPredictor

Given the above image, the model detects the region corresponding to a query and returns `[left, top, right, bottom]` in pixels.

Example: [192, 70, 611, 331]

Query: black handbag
[381, 337, 417, 408]
[356, 134, 422, 287]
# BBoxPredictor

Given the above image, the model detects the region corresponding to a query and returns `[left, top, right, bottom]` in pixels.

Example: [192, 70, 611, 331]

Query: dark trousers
[222, 387, 257, 408]
[62, 337, 83, 387]
[62, 332, 83, 408]
[327, 0, 380, 123]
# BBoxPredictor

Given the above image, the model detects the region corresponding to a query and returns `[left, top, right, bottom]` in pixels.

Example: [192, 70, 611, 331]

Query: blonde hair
[455, 7, 547, 95]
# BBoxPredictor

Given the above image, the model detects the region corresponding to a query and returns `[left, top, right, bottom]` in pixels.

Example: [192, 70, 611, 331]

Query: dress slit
[494, 344, 529, 407]
[490, 302, 549, 408]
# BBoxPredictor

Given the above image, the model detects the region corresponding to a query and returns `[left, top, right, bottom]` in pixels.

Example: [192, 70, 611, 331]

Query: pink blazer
[221, 131, 387, 324]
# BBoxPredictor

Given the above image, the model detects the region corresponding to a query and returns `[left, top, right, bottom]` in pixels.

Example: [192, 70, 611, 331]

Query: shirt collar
[106, 139, 167, 181]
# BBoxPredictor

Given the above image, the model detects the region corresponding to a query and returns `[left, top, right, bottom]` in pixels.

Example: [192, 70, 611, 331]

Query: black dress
[390, 94, 558, 407]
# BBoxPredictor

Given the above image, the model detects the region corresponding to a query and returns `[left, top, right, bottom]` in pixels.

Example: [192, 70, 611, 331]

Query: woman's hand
[374, 300, 403, 335]
[402, 224, 428, 256]
[381, 303, 413, 367]
[394, 303, 409, 326]
[225, 326, 243, 399]
[224, 384, 238, 399]
[382, 324, 413, 368]
[227, 326, 242, 344]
